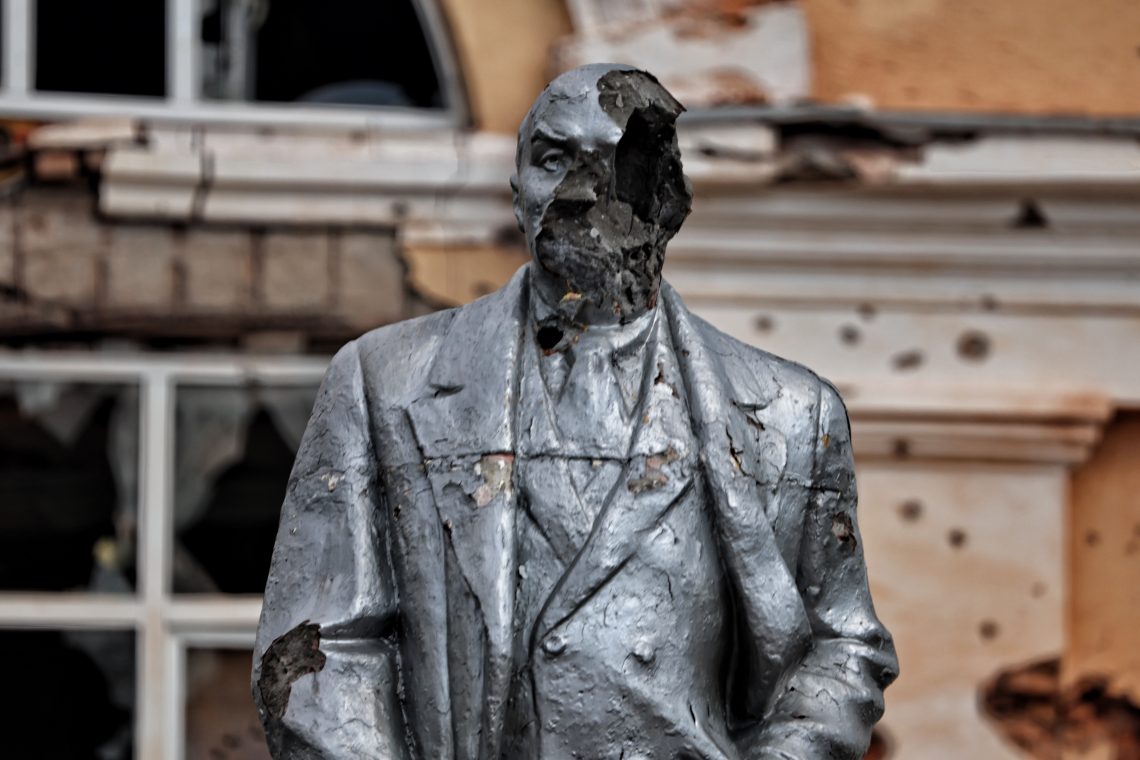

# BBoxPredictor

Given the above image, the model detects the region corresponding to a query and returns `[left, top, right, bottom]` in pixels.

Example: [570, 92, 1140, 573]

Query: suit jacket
[505, 305, 733, 760]
[252, 264, 898, 760]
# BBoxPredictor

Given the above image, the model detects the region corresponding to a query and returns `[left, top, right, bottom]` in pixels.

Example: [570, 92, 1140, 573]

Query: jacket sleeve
[252, 341, 411, 760]
[754, 380, 899, 760]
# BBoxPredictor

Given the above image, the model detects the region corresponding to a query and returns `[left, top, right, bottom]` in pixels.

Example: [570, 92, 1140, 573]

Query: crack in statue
[253, 63, 897, 760]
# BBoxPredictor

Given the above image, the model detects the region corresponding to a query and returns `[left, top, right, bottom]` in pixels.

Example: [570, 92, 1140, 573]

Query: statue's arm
[755, 381, 899, 760]
[252, 341, 410, 760]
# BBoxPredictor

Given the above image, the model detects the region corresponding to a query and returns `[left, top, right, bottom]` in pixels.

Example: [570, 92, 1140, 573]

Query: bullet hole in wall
[892, 439, 911, 459]
[754, 315, 775, 333]
[948, 528, 968, 549]
[979, 620, 1001, 641]
[839, 323, 861, 346]
[891, 349, 924, 371]
[1011, 199, 1050, 230]
[1085, 530, 1101, 547]
[982, 657, 1140, 758]
[897, 500, 923, 522]
[957, 330, 992, 362]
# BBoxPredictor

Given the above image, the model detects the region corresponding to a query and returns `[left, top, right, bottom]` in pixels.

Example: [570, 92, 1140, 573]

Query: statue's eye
[538, 150, 566, 172]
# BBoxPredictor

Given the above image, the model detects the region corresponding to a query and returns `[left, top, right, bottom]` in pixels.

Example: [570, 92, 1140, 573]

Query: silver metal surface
[254, 64, 897, 760]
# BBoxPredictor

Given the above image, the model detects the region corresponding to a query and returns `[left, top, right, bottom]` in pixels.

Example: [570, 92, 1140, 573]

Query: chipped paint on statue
[253, 63, 897, 760]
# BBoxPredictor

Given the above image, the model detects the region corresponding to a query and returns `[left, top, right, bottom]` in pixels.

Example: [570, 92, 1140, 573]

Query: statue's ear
[509, 175, 524, 232]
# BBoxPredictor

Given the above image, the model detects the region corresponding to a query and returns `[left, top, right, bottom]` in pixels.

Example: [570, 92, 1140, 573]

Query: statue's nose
[556, 150, 612, 204]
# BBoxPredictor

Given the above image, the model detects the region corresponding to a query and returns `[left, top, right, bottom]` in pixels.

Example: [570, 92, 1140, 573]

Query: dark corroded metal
[253, 63, 897, 760]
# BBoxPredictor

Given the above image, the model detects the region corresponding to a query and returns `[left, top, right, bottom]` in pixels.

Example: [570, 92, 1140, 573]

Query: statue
[253, 63, 897, 760]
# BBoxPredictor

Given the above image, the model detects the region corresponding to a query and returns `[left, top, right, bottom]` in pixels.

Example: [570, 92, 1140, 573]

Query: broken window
[200, 0, 445, 108]
[0, 355, 326, 754]
[0, 628, 136, 759]
[0, 381, 138, 593]
[186, 647, 270, 760]
[34, 1, 167, 98]
[173, 384, 318, 594]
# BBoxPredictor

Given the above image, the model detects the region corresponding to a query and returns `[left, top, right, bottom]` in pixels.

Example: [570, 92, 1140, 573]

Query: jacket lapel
[661, 283, 813, 715]
[406, 266, 528, 760]
[407, 266, 528, 459]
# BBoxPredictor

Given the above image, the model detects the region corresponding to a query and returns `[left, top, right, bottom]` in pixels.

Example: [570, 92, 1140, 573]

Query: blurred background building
[0, 0, 1137, 758]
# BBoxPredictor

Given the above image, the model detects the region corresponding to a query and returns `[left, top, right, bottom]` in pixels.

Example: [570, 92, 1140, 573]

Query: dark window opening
[201, 0, 444, 109]
[174, 387, 317, 594]
[0, 629, 136, 760]
[35, 1, 167, 97]
[0, 382, 138, 593]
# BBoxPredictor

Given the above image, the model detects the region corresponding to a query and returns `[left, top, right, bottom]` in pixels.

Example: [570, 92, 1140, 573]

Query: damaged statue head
[512, 64, 692, 329]
[253, 63, 897, 760]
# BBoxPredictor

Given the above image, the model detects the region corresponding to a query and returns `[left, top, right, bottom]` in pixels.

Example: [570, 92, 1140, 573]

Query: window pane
[35, 0, 166, 97]
[174, 384, 317, 594]
[0, 380, 138, 593]
[186, 648, 270, 760]
[200, 0, 444, 109]
[0, 628, 135, 759]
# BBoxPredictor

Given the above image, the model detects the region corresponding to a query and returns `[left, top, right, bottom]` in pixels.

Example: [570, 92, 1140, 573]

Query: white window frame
[0, 351, 329, 760]
[0, 0, 466, 129]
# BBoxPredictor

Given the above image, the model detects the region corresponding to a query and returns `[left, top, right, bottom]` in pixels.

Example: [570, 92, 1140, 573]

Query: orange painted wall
[439, 0, 572, 133]
[1068, 412, 1140, 701]
[801, 0, 1140, 116]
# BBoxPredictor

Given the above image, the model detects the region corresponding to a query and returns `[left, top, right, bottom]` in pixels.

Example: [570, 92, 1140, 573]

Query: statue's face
[512, 65, 692, 322]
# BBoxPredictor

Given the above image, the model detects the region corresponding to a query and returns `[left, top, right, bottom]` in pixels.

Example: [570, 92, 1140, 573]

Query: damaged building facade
[0, 0, 1138, 758]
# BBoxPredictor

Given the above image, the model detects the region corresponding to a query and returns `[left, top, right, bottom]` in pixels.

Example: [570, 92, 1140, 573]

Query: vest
[501, 311, 737, 760]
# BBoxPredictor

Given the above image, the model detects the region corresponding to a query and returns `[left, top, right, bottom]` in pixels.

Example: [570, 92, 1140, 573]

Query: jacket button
[542, 634, 567, 658]
[632, 639, 655, 665]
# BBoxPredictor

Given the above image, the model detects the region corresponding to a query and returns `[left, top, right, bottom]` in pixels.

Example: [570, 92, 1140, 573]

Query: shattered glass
[173, 384, 317, 594]
[0, 628, 135, 759]
[0, 380, 138, 593]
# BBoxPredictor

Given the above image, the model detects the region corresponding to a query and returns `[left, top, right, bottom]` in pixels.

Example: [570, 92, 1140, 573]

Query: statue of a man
[253, 63, 897, 760]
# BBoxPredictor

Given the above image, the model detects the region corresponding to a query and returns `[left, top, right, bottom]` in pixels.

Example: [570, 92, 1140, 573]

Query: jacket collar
[407, 265, 529, 459]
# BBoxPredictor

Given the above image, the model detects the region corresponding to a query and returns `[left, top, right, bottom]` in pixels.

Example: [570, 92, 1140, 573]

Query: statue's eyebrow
[530, 125, 571, 146]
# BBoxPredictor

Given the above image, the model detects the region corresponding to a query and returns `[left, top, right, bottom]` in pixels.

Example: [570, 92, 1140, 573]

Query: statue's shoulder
[356, 307, 458, 356]
[347, 307, 461, 399]
[685, 309, 825, 402]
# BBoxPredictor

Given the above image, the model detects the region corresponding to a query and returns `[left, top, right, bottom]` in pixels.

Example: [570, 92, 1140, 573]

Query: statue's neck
[528, 262, 658, 329]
